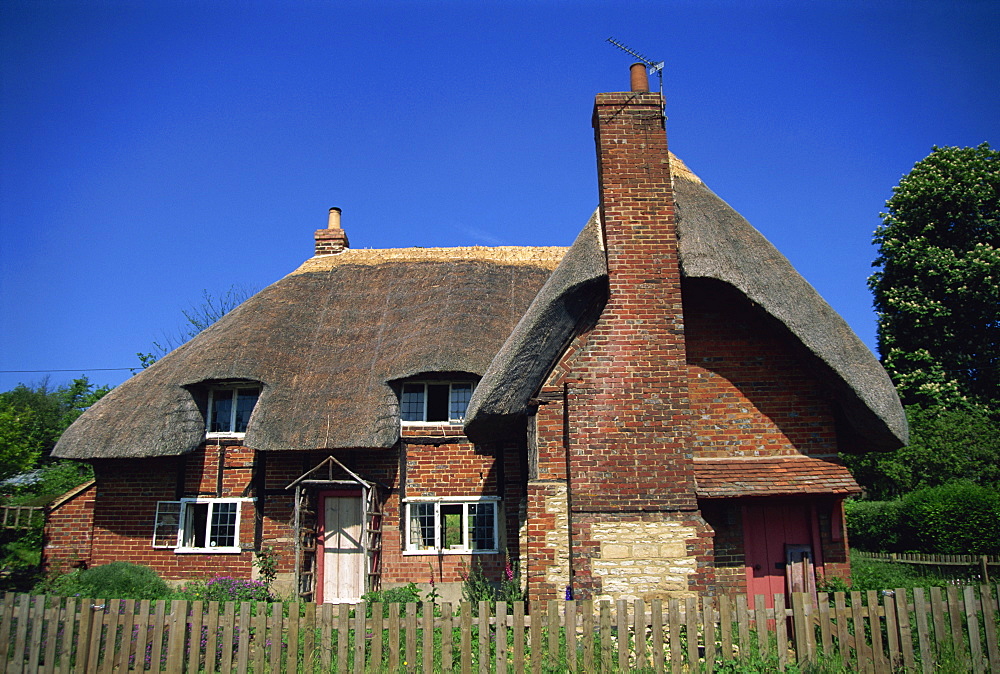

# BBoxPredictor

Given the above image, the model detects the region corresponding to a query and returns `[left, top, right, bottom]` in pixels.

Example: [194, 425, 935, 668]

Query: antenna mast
[606, 37, 665, 101]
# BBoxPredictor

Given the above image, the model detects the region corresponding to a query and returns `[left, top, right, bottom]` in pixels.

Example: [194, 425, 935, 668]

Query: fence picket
[945, 585, 967, 664]
[754, 594, 768, 658]
[668, 597, 681, 673]
[685, 596, 699, 671]
[850, 591, 870, 670]
[981, 585, 999, 666]
[388, 603, 400, 673]
[912, 587, 933, 674]
[301, 602, 315, 673]
[442, 601, 454, 673]
[353, 602, 365, 673]
[57, 597, 77, 674]
[650, 598, 664, 673]
[338, 602, 350, 671]
[267, 601, 282, 674]
[615, 599, 628, 671]
[773, 593, 789, 670]
[496, 601, 508, 674]
[547, 600, 559, 671]
[964, 586, 983, 673]
[511, 600, 524, 674]
[26, 595, 44, 674]
[564, 599, 575, 673]
[368, 602, 382, 671]
[894, 588, 915, 670]
[527, 600, 540, 674]
[478, 601, 490, 674]
[235, 602, 251, 673]
[425, 602, 436, 674]
[203, 600, 219, 673]
[285, 602, 300, 674]
[459, 601, 471, 674]
[405, 601, 417, 674]
[42, 597, 61, 674]
[702, 596, 716, 673]
[718, 594, 733, 662]
[218, 599, 235, 674]
[580, 599, 593, 673]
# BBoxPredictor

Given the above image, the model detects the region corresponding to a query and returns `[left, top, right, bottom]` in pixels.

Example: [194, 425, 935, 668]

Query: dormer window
[206, 385, 260, 435]
[400, 382, 473, 423]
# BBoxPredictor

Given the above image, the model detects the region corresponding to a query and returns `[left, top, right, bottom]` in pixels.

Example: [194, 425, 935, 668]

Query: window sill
[205, 432, 247, 439]
[174, 547, 243, 554]
[403, 549, 499, 556]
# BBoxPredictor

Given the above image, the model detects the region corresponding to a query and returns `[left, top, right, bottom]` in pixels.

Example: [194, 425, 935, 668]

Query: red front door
[742, 501, 817, 609]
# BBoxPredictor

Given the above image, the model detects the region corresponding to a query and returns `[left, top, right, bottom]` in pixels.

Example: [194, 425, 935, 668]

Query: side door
[319, 494, 364, 603]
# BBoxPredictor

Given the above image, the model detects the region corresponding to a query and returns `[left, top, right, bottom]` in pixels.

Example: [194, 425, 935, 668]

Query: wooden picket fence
[1, 585, 997, 672]
[855, 551, 999, 584]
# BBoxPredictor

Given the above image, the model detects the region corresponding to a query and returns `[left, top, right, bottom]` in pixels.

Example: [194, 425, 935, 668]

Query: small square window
[207, 386, 260, 435]
[400, 382, 474, 423]
[404, 499, 498, 553]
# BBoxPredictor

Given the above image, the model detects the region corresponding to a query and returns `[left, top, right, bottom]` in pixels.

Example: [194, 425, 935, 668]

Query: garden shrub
[39, 562, 172, 600]
[847, 481, 1000, 554]
[844, 499, 903, 551]
[900, 481, 1000, 554]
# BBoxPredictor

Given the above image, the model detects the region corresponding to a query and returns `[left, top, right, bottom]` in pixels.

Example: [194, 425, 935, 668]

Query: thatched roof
[54, 248, 562, 459]
[465, 155, 908, 450]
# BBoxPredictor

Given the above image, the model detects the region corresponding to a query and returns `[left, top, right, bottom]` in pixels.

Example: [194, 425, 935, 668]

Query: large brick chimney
[569, 66, 697, 512]
[541, 64, 710, 602]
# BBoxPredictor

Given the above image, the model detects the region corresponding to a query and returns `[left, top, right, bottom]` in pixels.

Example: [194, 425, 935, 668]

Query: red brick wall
[685, 281, 838, 458]
[43, 483, 96, 573]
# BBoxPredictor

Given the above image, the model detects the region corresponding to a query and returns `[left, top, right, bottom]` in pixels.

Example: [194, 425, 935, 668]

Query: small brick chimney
[569, 66, 696, 512]
[314, 207, 349, 255]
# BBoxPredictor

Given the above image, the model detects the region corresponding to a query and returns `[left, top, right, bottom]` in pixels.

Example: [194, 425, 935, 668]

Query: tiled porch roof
[693, 455, 860, 499]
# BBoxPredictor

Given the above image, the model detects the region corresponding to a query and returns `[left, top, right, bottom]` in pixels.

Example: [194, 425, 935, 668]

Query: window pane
[441, 504, 463, 549]
[409, 503, 435, 551]
[153, 502, 181, 548]
[209, 502, 238, 548]
[449, 383, 473, 421]
[234, 388, 259, 433]
[209, 391, 234, 433]
[426, 384, 449, 421]
[467, 503, 496, 550]
[400, 384, 425, 422]
[183, 503, 210, 548]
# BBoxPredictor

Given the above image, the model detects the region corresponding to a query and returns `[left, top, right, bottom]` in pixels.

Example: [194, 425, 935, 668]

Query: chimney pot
[328, 206, 342, 230]
[315, 207, 349, 254]
[630, 63, 649, 93]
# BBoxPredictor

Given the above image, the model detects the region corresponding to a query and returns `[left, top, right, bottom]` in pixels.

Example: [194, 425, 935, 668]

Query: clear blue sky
[2, 0, 997, 392]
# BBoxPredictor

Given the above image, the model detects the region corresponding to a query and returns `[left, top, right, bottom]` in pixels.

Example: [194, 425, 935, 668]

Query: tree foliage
[0, 378, 110, 481]
[843, 404, 1000, 500]
[869, 142, 999, 409]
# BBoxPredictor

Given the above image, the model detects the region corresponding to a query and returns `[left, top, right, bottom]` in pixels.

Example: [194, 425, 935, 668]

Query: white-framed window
[206, 385, 260, 436]
[152, 498, 245, 553]
[400, 382, 473, 423]
[404, 497, 499, 554]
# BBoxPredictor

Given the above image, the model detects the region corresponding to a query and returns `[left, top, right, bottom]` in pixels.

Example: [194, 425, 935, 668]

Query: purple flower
[564, 586, 573, 601]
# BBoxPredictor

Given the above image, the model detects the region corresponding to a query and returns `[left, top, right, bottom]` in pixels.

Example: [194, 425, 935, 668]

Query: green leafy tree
[0, 377, 110, 480]
[869, 142, 999, 409]
[843, 405, 1000, 500]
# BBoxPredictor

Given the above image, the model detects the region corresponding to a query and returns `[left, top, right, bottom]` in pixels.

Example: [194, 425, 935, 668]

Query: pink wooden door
[742, 502, 815, 609]
[320, 495, 363, 603]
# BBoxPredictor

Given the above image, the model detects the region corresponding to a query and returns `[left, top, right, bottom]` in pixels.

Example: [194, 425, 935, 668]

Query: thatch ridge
[54, 254, 557, 459]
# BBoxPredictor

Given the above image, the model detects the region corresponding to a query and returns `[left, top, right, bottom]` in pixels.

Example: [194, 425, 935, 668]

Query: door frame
[316, 489, 364, 604]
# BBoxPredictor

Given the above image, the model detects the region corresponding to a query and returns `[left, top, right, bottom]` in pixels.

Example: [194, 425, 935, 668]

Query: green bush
[900, 481, 1000, 554]
[847, 481, 1000, 554]
[844, 499, 903, 551]
[38, 562, 172, 600]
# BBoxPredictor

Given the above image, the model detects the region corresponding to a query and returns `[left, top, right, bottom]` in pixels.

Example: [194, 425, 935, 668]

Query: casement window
[206, 385, 260, 435]
[404, 498, 499, 554]
[152, 499, 243, 553]
[400, 382, 473, 423]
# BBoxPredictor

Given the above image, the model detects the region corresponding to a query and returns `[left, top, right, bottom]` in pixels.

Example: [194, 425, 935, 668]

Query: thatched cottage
[45, 67, 906, 606]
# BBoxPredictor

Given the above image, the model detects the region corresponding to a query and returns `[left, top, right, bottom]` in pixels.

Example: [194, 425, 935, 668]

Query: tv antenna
[606, 37, 665, 98]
